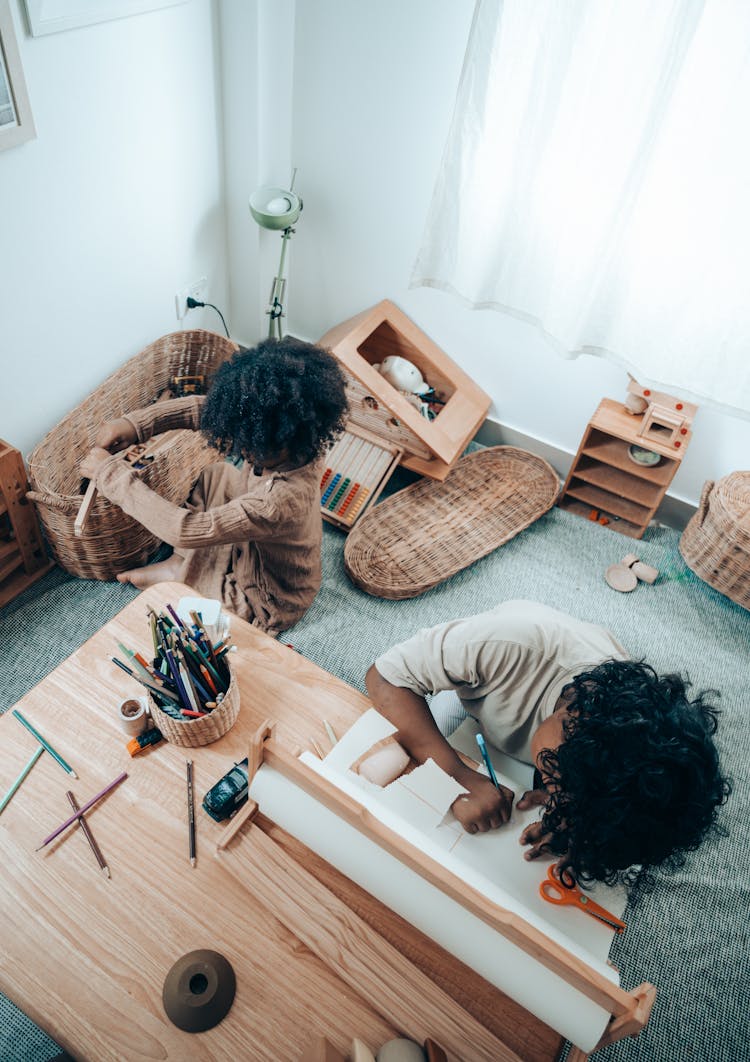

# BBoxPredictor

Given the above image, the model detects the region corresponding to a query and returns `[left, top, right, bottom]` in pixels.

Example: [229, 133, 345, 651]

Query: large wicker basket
[27, 330, 237, 580]
[344, 446, 560, 599]
[679, 472, 750, 610]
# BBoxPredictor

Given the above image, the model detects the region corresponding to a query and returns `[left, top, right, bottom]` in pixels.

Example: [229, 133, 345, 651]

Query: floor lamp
[249, 179, 303, 339]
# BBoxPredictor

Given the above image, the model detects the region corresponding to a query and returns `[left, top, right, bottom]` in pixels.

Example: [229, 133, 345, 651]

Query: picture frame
[24, 0, 187, 37]
[0, 0, 35, 151]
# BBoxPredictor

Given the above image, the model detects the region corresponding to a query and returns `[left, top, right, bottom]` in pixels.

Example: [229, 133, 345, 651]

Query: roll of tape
[117, 696, 149, 736]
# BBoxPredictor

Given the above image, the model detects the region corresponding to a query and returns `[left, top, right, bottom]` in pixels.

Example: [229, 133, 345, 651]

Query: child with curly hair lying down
[366, 600, 732, 891]
[81, 337, 348, 634]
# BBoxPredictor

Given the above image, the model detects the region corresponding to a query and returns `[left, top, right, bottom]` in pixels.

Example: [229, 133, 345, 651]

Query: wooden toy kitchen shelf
[558, 397, 694, 539]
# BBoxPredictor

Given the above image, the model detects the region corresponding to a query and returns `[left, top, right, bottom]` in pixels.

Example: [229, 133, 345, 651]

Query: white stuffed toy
[375, 355, 430, 395]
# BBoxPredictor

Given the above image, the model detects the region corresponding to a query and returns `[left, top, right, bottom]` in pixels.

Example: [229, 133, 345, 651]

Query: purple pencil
[35, 772, 128, 851]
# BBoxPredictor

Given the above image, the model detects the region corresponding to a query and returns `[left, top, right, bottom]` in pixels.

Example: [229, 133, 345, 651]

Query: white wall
[4, 0, 748, 504]
[282, 0, 750, 507]
[0, 0, 229, 458]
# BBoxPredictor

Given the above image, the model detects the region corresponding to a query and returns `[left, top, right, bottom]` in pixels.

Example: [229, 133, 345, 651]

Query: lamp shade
[249, 186, 302, 230]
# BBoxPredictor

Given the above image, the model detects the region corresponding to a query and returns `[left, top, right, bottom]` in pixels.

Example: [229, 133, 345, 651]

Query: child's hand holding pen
[451, 770, 514, 834]
[451, 739, 515, 835]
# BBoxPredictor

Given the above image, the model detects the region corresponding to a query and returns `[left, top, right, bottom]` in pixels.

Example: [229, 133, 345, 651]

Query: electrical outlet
[174, 276, 208, 320]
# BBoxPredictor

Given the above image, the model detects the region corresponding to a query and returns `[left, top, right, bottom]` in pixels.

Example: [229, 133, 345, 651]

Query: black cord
[186, 297, 231, 339]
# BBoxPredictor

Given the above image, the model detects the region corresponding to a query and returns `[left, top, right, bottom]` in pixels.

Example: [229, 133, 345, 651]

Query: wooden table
[0, 582, 563, 1062]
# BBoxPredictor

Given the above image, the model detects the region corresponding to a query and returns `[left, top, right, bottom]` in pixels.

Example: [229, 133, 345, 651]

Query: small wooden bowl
[149, 666, 239, 748]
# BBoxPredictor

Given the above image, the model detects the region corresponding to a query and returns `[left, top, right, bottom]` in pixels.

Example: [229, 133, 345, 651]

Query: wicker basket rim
[26, 328, 234, 485]
[361, 444, 559, 510]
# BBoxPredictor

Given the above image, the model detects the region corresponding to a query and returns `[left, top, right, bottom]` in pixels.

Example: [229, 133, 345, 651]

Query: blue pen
[475, 733, 500, 791]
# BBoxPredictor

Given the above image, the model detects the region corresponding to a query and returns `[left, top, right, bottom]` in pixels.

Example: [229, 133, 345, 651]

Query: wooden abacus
[320, 425, 401, 530]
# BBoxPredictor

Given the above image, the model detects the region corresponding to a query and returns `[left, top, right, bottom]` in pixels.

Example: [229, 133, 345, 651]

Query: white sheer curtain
[412, 0, 750, 416]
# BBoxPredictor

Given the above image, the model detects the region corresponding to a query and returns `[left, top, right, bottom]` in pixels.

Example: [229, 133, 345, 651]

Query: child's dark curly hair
[200, 337, 348, 467]
[538, 660, 731, 892]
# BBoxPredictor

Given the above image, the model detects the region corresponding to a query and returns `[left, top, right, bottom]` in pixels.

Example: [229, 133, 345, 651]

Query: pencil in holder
[148, 666, 240, 748]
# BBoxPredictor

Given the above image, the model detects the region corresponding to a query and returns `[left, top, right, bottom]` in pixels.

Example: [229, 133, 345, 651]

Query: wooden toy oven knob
[674, 440, 682, 448]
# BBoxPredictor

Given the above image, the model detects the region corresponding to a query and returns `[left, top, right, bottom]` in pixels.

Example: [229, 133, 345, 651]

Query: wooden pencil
[67, 790, 110, 878]
[0, 745, 44, 816]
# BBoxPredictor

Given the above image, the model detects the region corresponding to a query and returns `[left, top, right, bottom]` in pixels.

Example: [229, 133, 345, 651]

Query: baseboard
[474, 417, 696, 533]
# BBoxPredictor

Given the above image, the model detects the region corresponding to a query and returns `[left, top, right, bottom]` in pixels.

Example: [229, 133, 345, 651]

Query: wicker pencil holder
[149, 666, 240, 748]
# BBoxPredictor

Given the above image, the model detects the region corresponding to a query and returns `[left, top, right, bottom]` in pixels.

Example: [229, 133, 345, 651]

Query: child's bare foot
[116, 555, 183, 588]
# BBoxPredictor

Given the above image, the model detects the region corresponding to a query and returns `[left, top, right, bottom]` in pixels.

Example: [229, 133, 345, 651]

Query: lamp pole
[267, 225, 295, 339]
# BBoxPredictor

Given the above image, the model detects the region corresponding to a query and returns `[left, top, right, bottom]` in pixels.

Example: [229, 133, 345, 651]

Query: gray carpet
[1, 497, 748, 1062]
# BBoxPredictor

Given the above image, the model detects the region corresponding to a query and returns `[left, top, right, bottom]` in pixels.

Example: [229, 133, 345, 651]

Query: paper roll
[117, 697, 148, 737]
[248, 760, 620, 1053]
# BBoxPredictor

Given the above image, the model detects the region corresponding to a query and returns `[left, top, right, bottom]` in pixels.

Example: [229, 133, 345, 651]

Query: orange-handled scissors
[539, 865, 626, 934]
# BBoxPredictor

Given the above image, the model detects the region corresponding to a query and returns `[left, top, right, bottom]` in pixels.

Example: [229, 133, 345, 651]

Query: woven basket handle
[26, 490, 81, 515]
[695, 480, 714, 527]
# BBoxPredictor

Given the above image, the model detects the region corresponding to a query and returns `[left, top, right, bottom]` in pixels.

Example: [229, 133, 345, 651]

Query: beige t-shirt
[374, 600, 628, 763]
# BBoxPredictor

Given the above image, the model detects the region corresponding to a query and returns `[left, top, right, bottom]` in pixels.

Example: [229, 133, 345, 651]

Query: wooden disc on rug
[344, 447, 559, 599]
[162, 949, 236, 1032]
[605, 564, 638, 593]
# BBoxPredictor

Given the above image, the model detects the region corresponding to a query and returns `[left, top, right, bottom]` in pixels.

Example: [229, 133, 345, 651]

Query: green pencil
[11, 710, 78, 779]
[0, 745, 44, 816]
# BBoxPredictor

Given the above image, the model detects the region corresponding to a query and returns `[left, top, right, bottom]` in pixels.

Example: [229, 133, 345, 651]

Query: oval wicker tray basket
[344, 446, 560, 599]
[27, 330, 237, 580]
[149, 666, 240, 748]
[679, 472, 750, 610]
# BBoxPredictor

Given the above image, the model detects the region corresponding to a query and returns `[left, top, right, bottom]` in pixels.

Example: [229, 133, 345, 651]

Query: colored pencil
[0, 745, 44, 816]
[189, 610, 221, 670]
[167, 603, 188, 632]
[186, 760, 196, 868]
[12, 711, 78, 779]
[164, 648, 191, 711]
[109, 657, 181, 704]
[35, 771, 128, 850]
[200, 663, 217, 696]
[66, 790, 110, 878]
[118, 643, 157, 686]
[476, 733, 501, 791]
[149, 612, 160, 657]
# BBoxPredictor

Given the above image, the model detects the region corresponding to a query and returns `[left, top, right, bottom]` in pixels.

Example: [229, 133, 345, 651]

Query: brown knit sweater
[93, 396, 323, 633]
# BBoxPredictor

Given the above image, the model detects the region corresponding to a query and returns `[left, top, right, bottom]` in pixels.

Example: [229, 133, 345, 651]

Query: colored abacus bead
[321, 472, 341, 505]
